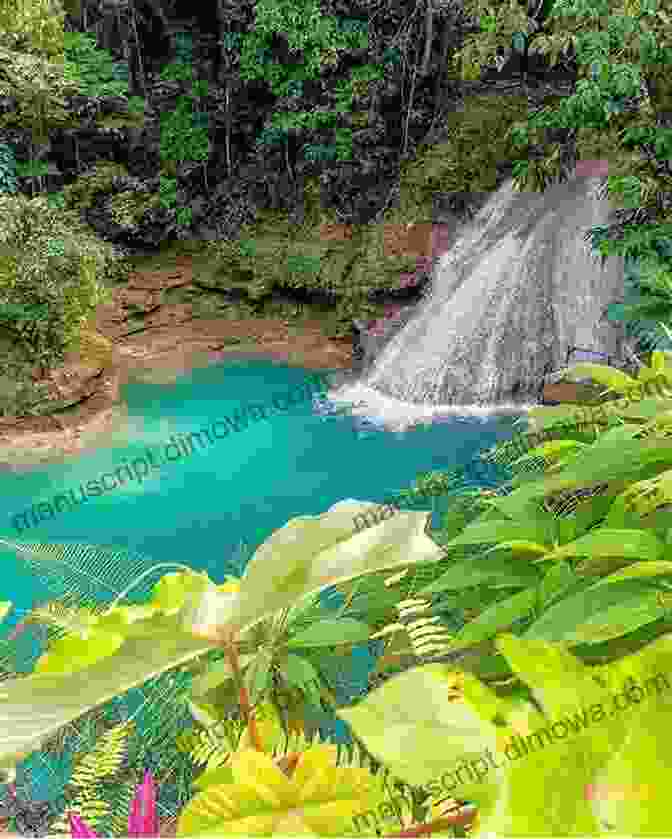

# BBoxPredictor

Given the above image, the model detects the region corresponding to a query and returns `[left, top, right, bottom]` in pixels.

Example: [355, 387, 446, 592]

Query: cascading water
[328, 174, 626, 428]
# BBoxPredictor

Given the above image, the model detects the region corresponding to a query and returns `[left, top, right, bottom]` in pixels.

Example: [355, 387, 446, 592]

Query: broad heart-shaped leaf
[0, 611, 215, 766]
[448, 588, 538, 648]
[337, 664, 504, 820]
[524, 578, 668, 644]
[475, 635, 633, 837]
[285, 618, 371, 649]
[419, 555, 542, 595]
[583, 631, 672, 834]
[0, 502, 441, 769]
[538, 528, 665, 564]
[183, 500, 443, 642]
[175, 744, 388, 837]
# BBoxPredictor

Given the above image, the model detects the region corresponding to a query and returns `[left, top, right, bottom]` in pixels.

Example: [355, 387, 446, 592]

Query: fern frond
[52, 792, 110, 833]
[0, 539, 189, 613]
[183, 725, 231, 769]
[69, 720, 133, 789]
[100, 774, 139, 837]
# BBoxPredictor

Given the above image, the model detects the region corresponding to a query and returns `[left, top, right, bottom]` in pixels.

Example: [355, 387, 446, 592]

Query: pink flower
[68, 814, 99, 838]
[69, 770, 158, 838]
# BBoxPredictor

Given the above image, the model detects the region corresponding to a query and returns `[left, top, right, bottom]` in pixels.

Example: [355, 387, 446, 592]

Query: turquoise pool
[0, 357, 521, 806]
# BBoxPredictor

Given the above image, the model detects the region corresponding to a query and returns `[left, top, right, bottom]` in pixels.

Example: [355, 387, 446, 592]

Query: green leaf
[537, 560, 577, 609]
[524, 579, 668, 644]
[191, 654, 256, 698]
[539, 528, 665, 563]
[281, 653, 320, 692]
[420, 555, 542, 595]
[285, 618, 371, 648]
[590, 559, 672, 587]
[449, 588, 538, 647]
[443, 518, 553, 550]
[482, 540, 550, 558]
[243, 648, 273, 705]
[0, 602, 12, 622]
[33, 627, 125, 676]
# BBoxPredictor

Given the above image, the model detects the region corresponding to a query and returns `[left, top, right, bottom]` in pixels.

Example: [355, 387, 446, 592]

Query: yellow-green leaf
[338, 664, 503, 816]
[482, 540, 550, 558]
[524, 579, 667, 644]
[149, 569, 211, 616]
[176, 744, 387, 837]
[33, 628, 125, 676]
[561, 362, 637, 393]
[0, 611, 215, 764]
[538, 528, 665, 563]
[194, 765, 234, 790]
[182, 500, 443, 642]
[590, 560, 672, 587]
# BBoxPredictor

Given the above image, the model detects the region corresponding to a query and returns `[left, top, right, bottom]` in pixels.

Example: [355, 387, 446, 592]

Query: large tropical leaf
[584, 631, 672, 834]
[0, 503, 440, 769]
[182, 500, 443, 643]
[338, 664, 505, 819]
[475, 635, 633, 837]
[0, 611, 213, 768]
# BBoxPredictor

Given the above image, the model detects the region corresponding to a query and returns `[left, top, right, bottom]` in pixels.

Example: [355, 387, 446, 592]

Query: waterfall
[329, 174, 625, 429]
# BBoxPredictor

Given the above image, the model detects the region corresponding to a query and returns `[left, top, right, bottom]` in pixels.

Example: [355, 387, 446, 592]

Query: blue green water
[1, 358, 520, 624]
[0, 357, 521, 803]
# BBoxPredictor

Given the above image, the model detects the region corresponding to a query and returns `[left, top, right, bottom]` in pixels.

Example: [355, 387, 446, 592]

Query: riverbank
[0, 252, 353, 468]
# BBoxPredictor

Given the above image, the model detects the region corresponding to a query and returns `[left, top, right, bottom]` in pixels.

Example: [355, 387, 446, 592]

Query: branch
[381, 805, 477, 837]
[420, 0, 434, 77]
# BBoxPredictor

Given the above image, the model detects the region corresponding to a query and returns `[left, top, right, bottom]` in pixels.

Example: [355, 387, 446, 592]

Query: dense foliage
[2, 0, 672, 831]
